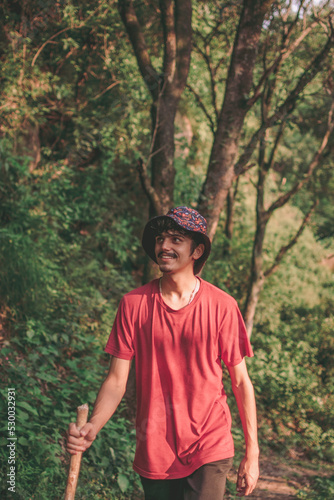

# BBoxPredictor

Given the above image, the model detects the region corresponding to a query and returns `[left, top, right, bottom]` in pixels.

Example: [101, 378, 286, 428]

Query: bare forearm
[228, 360, 259, 495]
[232, 377, 259, 456]
[89, 376, 126, 434]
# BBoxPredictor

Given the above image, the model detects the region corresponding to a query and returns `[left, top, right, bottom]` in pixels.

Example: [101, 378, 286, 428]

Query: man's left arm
[228, 359, 259, 496]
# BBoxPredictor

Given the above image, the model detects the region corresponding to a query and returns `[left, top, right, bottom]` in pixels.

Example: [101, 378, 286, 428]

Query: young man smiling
[67, 207, 259, 499]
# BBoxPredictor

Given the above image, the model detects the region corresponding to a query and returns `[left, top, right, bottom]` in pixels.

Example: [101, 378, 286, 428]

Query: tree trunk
[118, 0, 192, 217]
[243, 215, 268, 337]
[243, 147, 269, 337]
[223, 184, 236, 255]
[197, 0, 274, 239]
[150, 94, 179, 214]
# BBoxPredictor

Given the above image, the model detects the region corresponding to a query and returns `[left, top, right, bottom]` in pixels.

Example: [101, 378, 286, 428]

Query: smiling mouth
[158, 252, 177, 260]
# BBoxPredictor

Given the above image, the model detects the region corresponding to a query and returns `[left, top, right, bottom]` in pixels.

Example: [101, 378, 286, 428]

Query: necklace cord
[159, 278, 200, 305]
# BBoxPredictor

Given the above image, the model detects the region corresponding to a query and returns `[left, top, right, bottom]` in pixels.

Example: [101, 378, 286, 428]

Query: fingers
[66, 422, 96, 455]
[236, 466, 244, 493]
[237, 474, 256, 497]
[68, 422, 81, 438]
[236, 459, 246, 494]
[237, 478, 258, 496]
[79, 423, 96, 441]
[243, 474, 257, 496]
[236, 459, 259, 496]
[236, 471, 246, 496]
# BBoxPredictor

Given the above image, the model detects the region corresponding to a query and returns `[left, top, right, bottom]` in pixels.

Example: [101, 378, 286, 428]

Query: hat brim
[142, 215, 211, 275]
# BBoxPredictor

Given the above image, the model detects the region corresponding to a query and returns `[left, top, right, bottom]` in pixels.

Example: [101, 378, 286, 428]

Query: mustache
[158, 251, 177, 259]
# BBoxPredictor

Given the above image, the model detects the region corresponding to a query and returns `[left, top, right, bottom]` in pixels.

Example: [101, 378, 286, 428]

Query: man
[67, 206, 259, 499]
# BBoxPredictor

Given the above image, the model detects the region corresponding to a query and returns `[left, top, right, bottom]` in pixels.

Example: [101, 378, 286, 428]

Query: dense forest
[1, 0, 333, 498]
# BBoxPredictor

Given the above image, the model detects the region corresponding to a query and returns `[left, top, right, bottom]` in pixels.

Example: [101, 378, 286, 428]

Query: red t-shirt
[105, 278, 253, 479]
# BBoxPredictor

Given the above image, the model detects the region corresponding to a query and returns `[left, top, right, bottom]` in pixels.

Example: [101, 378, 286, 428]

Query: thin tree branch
[234, 127, 264, 176]
[31, 6, 102, 67]
[267, 98, 334, 214]
[247, 14, 326, 110]
[284, 0, 305, 38]
[186, 83, 216, 133]
[92, 81, 120, 100]
[214, 47, 233, 75]
[266, 121, 286, 171]
[264, 199, 318, 277]
[137, 158, 163, 215]
[193, 13, 228, 121]
[269, 28, 334, 125]
[234, 162, 256, 178]
[204, 5, 226, 45]
[118, 0, 159, 99]
[282, 20, 320, 64]
[235, 30, 334, 176]
[32, 27, 78, 67]
[136, 77, 168, 215]
[193, 38, 219, 121]
[233, 175, 240, 199]
[206, 45, 219, 121]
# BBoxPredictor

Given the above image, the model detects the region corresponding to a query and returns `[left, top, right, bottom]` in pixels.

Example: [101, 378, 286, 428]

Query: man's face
[154, 230, 203, 275]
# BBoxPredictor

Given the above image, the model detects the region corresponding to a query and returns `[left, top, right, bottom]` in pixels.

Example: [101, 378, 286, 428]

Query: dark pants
[140, 457, 233, 500]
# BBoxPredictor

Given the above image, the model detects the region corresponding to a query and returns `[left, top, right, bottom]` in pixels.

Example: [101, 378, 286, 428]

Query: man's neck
[160, 271, 198, 300]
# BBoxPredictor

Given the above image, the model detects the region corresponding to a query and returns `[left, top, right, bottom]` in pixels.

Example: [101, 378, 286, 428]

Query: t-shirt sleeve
[218, 301, 253, 367]
[104, 297, 135, 360]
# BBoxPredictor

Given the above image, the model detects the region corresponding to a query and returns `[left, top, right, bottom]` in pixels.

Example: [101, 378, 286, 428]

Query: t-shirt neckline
[155, 277, 204, 313]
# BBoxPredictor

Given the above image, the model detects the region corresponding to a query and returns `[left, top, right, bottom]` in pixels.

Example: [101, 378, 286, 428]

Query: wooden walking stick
[65, 403, 89, 500]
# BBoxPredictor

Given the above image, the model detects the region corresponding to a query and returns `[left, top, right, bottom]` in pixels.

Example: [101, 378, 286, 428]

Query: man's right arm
[66, 356, 131, 455]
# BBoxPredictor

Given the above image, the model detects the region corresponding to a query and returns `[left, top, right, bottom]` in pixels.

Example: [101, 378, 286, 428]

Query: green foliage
[297, 475, 334, 499]
[249, 266, 334, 461]
[0, 153, 142, 498]
[1, 322, 141, 499]
[0, 126, 142, 499]
[249, 323, 334, 459]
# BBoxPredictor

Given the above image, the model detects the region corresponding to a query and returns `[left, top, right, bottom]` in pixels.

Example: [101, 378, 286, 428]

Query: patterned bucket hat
[142, 206, 211, 275]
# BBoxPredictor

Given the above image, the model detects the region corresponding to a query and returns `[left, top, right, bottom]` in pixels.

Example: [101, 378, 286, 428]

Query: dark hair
[149, 217, 205, 255]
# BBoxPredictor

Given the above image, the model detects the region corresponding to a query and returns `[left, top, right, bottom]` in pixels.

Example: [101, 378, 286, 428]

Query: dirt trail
[227, 451, 328, 499]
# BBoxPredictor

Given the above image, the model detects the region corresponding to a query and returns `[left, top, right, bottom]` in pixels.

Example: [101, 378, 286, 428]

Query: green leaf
[26, 329, 35, 339]
[117, 474, 129, 493]
[19, 437, 30, 446]
[109, 447, 116, 461]
[17, 401, 39, 416]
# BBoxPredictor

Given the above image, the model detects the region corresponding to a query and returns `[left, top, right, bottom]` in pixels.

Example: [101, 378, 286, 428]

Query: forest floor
[226, 448, 332, 499]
